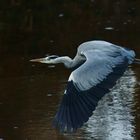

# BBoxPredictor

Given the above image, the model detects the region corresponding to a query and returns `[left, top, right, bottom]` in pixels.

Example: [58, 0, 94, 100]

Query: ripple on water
[59, 69, 137, 140]
[78, 69, 137, 140]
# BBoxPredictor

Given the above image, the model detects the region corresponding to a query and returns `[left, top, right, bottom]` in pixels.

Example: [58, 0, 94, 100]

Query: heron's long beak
[30, 58, 47, 63]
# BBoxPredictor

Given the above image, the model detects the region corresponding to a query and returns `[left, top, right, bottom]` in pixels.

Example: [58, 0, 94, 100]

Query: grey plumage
[30, 40, 137, 133]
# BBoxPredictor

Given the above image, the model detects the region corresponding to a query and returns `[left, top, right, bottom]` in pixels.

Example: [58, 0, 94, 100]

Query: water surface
[0, 0, 140, 140]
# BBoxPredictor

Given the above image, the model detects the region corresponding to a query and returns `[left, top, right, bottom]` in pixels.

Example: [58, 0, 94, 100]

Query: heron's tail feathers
[134, 58, 140, 64]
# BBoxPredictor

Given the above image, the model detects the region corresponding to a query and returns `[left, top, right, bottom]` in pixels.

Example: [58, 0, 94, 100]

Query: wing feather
[69, 50, 126, 91]
[53, 48, 130, 132]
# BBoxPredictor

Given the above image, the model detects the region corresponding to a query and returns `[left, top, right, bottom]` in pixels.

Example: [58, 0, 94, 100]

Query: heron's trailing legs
[134, 58, 140, 64]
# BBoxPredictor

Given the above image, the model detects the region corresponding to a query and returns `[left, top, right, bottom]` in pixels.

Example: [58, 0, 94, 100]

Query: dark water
[0, 1, 140, 140]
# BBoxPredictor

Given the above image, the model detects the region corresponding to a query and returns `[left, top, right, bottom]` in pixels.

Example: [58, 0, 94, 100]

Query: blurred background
[0, 0, 140, 140]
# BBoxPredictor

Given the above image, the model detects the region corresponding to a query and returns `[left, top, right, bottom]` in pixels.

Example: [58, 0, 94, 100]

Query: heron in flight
[30, 40, 139, 133]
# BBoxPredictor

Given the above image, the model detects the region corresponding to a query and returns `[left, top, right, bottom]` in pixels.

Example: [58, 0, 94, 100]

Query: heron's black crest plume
[46, 55, 59, 60]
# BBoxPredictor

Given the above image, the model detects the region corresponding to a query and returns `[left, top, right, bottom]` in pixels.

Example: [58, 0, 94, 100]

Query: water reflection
[0, 59, 139, 140]
[81, 69, 136, 140]
[0, 0, 140, 139]
[63, 68, 137, 140]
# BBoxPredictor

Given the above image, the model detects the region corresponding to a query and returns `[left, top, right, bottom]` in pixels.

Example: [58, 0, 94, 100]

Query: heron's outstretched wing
[53, 50, 129, 132]
[69, 50, 126, 91]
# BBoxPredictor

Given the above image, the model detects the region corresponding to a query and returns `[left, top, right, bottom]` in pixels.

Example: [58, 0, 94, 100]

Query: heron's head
[30, 55, 59, 64]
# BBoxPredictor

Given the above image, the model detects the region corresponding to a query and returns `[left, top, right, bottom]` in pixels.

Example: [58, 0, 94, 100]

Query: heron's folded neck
[54, 56, 74, 68]
[54, 55, 85, 69]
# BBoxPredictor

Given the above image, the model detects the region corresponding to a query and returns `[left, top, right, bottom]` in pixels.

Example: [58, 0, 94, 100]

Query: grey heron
[30, 40, 139, 133]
